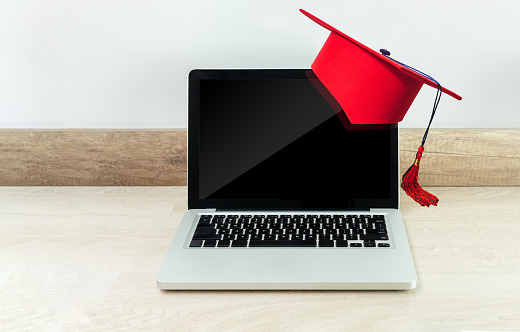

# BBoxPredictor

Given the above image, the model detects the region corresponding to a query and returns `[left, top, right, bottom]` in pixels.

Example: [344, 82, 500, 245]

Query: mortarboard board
[300, 9, 462, 206]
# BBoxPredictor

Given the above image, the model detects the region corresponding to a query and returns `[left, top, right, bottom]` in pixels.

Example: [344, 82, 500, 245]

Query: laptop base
[157, 209, 417, 290]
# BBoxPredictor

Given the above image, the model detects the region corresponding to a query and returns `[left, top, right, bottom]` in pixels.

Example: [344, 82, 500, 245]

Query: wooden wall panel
[0, 129, 518, 186]
[399, 129, 520, 186]
[0, 130, 187, 185]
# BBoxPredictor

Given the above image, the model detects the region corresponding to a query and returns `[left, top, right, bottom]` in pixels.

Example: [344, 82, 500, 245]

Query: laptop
[157, 69, 417, 290]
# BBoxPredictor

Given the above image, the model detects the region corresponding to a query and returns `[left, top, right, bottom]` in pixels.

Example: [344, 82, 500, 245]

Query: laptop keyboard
[189, 214, 391, 248]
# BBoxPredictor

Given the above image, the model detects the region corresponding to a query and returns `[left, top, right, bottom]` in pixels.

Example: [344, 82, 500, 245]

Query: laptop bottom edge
[157, 280, 417, 291]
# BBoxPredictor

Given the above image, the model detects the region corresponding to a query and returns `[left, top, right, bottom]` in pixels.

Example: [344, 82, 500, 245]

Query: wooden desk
[1, 187, 519, 331]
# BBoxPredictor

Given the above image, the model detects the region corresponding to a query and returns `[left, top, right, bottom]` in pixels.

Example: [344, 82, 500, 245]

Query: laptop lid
[188, 69, 399, 210]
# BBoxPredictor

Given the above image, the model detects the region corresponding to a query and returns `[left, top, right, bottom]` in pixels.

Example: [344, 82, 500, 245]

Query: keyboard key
[378, 243, 391, 247]
[298, 228, 310, 234]
[350, 243, 362, 247]
[194, 228, 217, 235]
[197, 218, 212, 226]
[347, 234, 358, 240]
[319, 240, 334, 247]
[249, 240, 316, 247]
[364, 240, 376, 247]
[218, 240, 231, 247]
[366, 228, 387, 234]
[324, 228, 336, 234]
[231, 240, 248, 247]
[336, 240, 349, 247]
[360, 234, 389, 241]
[189, 239, 203, 247]
[192, 233, 220, 240]
[375, 223, 387, 229]
[204, 240, 217, 247]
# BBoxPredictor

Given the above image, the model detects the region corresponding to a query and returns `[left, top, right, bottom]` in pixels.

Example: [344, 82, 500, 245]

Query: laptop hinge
[216, 208, 371, 211]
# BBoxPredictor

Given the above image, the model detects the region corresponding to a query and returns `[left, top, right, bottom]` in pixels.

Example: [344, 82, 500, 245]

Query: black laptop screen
[188, 70, 398, 210]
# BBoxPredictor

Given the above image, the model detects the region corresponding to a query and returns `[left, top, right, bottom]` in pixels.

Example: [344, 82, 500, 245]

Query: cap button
[380, 49, 391, 56]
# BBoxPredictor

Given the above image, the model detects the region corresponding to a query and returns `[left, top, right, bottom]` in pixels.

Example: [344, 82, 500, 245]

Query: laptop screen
[188, 69, 398, 210]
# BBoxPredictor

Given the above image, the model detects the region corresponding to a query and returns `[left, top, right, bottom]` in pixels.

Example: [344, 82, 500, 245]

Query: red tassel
[401, 146, 439, 207]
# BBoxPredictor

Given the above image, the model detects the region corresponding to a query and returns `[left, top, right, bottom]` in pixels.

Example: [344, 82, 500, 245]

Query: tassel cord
[383, 51, 443, 206]
[421, 82, 442, 149]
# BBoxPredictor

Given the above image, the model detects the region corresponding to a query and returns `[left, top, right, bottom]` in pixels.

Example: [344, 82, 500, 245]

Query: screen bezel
[188, 69, 399, 210]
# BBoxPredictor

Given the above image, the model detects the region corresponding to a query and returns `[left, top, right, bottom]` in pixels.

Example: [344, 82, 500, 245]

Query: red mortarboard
[300, 9, 462, 206]
[300, 9, 461, 124]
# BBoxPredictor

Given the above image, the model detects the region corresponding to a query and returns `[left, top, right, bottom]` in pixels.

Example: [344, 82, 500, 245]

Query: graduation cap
[300, 9, 462, 207]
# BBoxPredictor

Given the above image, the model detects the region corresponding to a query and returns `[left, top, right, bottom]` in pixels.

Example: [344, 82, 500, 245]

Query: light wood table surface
[1, 187, 519, 331]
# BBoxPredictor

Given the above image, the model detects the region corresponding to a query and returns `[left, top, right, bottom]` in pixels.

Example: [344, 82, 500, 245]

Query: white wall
[1, 0, 519, 129]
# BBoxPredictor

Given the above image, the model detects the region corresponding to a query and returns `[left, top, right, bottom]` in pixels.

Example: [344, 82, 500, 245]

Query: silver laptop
[157, 69, 417, 290]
